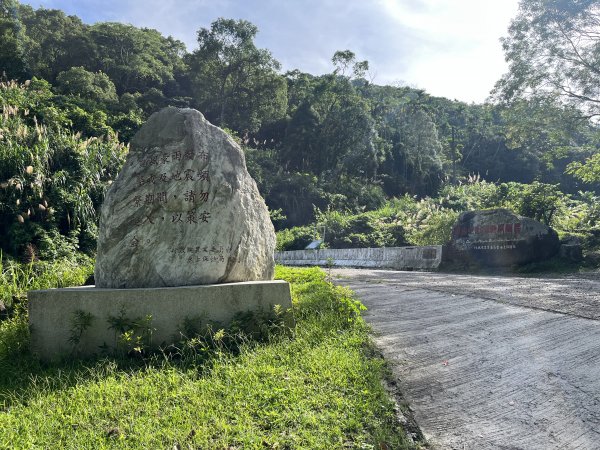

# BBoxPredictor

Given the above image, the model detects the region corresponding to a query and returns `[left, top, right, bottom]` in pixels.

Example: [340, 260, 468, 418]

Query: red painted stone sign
[443, 209, 560, 267]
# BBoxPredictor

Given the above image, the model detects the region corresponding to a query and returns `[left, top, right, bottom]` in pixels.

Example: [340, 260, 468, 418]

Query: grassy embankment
[0, 262, 418, 449]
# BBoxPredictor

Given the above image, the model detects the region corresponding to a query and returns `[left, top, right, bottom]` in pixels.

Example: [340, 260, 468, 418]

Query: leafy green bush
[504, 181, 565, 225]
[406, 208, 459, 246]
[438, 178, 503, 211]
[0, 79, 127, 260]
[56, 67, 118, 103]
[315, 207, 407, 249]
[276, 225, 316, 251]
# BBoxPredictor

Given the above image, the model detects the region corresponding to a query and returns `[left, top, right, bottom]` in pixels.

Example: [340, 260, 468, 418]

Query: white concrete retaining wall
[275, 246, 442, 270]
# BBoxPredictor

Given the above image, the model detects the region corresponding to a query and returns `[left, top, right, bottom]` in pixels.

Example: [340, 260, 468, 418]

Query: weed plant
[0, 253, 93, 310]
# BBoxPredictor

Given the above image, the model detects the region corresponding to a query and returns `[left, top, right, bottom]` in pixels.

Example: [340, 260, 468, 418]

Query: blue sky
[20, 0, 520, 103]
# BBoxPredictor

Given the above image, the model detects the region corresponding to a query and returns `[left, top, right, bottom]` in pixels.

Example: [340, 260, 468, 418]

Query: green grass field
[0, 265, 416, 449]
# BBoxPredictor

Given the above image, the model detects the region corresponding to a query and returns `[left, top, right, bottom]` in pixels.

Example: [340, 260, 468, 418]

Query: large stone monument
[28, 108, 292, 360]
[95, 107, 275, 288]
[442, 208, 560, 267]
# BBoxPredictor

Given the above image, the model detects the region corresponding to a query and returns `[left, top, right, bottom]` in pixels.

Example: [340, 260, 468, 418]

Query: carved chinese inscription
[452, 222, 522, 239]
[168, 245, 230, 264]
[129, 147, 213, 238]
[118, 140, 219, 261]
[451, 221, 522, 253]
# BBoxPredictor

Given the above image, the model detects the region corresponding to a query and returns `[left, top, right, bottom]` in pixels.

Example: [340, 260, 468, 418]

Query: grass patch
[0, 255, 94, 310]
[0, 256, 94, 356]
[0, 265, 415, 449]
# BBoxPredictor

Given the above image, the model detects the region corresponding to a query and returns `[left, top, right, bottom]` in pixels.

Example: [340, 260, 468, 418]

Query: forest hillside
[1, 0, 599, 260]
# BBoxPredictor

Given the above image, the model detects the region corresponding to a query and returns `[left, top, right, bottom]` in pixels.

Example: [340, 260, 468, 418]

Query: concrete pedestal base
[28, 280, 292, 361]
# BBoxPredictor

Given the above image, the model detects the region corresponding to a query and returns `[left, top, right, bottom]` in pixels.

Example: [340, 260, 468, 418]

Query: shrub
[276, 225, 316, 251]
[0, 80, 127, 260]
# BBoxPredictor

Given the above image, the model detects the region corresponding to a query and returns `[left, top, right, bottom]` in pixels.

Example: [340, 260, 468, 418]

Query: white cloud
[376, 0, 520, 101]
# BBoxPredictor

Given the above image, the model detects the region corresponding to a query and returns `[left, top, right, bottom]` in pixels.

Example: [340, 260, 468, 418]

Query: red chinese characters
[452, 223, 522, 238]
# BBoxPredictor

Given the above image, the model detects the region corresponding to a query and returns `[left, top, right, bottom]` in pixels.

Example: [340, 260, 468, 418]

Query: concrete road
[332, 268, 600, 450]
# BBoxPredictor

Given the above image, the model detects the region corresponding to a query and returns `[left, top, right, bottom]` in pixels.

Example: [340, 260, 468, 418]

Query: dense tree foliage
[0, 0, 28, 80]
[187, 19, 287, 133]
[87, 22, 187, 96]
[494, 0, 600, 118]
[0, 0, 598, 260]
[18, 5, 90, 82]
[494, 0, 600, 184]
[55, 66, 117, 102]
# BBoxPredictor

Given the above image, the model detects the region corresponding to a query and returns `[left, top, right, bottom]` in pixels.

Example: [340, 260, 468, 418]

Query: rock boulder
[443, 208, 560, 267]
[95, 107, 275, 288]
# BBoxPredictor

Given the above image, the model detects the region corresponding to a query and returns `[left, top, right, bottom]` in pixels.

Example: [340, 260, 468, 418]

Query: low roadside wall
[275, 246, 442, 270]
